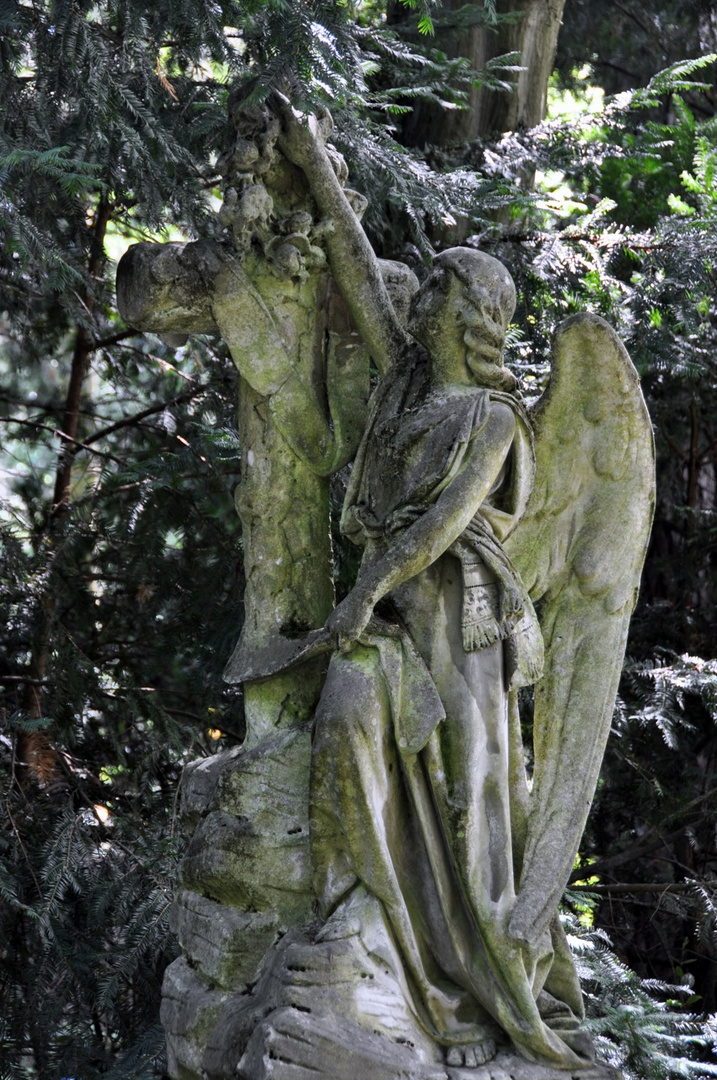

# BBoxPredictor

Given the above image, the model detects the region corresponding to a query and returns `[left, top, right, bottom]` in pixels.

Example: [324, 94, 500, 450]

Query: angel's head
[408, 248, 517, 390]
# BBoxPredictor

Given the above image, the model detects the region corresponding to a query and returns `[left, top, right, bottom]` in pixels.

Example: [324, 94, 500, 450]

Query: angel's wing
[504, 312, 655, 945]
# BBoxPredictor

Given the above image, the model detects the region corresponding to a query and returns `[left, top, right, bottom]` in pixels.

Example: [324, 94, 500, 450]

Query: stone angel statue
[232, 101, 655, 1080]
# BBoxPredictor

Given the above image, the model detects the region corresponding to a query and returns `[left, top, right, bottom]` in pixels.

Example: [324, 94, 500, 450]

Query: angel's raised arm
[274, 98, 409, 375]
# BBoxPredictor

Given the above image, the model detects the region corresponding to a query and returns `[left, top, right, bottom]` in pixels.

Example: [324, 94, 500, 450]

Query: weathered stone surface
[118, 92, 654, 1080]
[200, 929, 307, 1080]
[116, 238, 224, 336]
[180, 724, 312, 918]
[117, 98, 371, 750]
[214, 723, 311, 825]
[460, 1055, 622, 1080]
[179, 723, 312, 829]
[161, 956, 231, 1080]
[255, 101, 652, 1074]
[169, 891, 281, 989]
[180, 748, 243, 834]
[504, 312, 657, 945]
[201, 890, 624, 1079]
[180, 806, 312, 918]
[237, 1009, 622, 1080]
[200, 915, 441, 1080]
[238, 1007, 447, 1080]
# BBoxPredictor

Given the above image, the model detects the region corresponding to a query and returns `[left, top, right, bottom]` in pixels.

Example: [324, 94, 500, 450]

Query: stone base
[239, 1008, 621, 1080]
[170, 890, 281, 990]
[162, 728, 316, 1080]
[183, 887, 622, 1080]
[180, 725, 313, 919]
[161, 956, 233, 1080]
[163, 909, 623, 1080]
[164, 737, 623, 1080]
[238, 1006, 446, 1080]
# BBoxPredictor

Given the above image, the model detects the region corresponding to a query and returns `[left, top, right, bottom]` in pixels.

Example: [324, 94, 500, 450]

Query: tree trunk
[52, 196, 112, 518]
[394, 0, 566, 146]
[19, 197, 112, 782]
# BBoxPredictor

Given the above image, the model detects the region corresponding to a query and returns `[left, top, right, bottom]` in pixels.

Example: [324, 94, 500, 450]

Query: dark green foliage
[0, 0, 235, 320]
[416, 57, 717, 657]
[384, 37, 717, 1074]
[568, 912, 717, 1079]
[469, 69, 717, 1056]
[0, 789, 179, 1080]
[558, 653, 717, 1076]
[0, 342, 246, 1075]
[576, 655, 717, 1012]
[0, 4, 482, 1072]
[0, 9, 246, 1073]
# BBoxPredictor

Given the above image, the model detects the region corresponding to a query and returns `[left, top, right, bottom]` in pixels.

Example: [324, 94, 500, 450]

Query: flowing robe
[310, 356, 594, 1069]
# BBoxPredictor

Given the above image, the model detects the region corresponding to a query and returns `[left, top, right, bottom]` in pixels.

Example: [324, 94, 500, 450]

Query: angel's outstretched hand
[325, 588, 374, 653]
[271, 92, 329, 169]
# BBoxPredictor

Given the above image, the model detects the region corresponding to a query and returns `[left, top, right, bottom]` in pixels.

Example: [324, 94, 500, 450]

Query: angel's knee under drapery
[310, 601, 592, 1069]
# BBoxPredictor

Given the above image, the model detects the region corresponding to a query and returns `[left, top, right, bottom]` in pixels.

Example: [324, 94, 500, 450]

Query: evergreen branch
[571, 882, 701, 894]
[92, 329, 137, 350]
[3, 800, 43, 898]
[68, 387, 207, 455]
[1, 416, 121, 463]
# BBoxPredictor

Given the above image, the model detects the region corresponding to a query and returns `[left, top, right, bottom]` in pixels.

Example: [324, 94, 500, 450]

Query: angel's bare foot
[445, 1037, 497, 1068]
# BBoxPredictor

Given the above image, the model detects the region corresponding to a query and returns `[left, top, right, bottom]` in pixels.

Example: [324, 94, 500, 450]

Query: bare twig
[569, 787, 717, 884]
[570, 882, 698, 894]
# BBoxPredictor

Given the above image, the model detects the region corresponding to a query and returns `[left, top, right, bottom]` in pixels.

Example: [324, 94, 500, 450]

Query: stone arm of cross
[117, 239, 296, 396]
[117, 239, 368, 474]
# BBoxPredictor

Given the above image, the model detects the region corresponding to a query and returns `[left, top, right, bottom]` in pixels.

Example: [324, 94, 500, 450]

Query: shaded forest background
[2, 1, 717, 1077]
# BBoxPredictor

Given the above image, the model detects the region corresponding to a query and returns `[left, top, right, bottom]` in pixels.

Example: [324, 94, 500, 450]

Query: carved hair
[434, 247, 518, 392]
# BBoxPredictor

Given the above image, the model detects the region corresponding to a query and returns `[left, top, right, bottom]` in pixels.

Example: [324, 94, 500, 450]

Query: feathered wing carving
[504, 312, 655, 946]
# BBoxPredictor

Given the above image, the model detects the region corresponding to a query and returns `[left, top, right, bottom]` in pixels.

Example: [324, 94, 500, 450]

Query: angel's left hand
[325, 589, 374, 652]
[271, 92, 324, 169]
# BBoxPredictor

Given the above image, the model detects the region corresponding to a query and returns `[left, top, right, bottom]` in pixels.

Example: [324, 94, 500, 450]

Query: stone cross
[116, 90, 419, 1079]
[118, 88, 413, 748]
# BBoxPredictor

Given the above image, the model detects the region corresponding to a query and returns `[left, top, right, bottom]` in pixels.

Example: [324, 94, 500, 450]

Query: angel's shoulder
[484, 396, 517, 442]
[433, 386, 517, 444]
[486, 395, 516, 420]
[458, 394, 516, 465]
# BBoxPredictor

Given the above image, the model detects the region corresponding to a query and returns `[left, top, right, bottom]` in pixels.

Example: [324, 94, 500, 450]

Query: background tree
[1, 4, 246, 1076]
[1, 2, 717, 1078]
[389, 0, 566, 145]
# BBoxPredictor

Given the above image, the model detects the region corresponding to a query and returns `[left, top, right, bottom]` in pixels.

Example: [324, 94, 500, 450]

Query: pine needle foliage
[0, 338, 245, 1074]
[567, 913, 717, 1080]
[571, 654, 717, 1036]
[428, 63, 717, 658]
[0, 793, 181, 1079]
